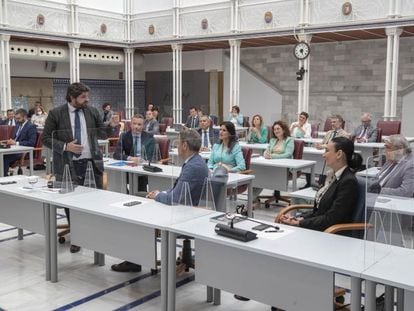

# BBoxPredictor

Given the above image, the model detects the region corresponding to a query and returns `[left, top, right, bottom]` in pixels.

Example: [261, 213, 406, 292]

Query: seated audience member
[146, 102, 154, 111]
[264, 121, 294, 159]
[151, 106, 160, 121]
[147, 129, 209, 205]
[1, 109, 16, 126]
[281, 137, 360, 231]
[30, 106, 48, 127]
[184, 106, 199, 129]
[197, 115, 219, 151]
[144, 110, 160, 134]
[27, 101, 41, 119]
[352, 112, 377, 143]
[207, 121, 246, 172]
[290, 111, 311, 139]
[247, 114, 268, 143]
[101, 103, 114, 126]
[369, 135, 414, 197]
[315, 114, 349, 150]
[226, 105, 244, 127]
[3, 109, 37, 176]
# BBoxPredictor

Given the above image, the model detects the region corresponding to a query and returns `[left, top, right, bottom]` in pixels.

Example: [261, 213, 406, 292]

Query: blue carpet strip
[114, 274, 195, 311]
[53, 272, 154, 311]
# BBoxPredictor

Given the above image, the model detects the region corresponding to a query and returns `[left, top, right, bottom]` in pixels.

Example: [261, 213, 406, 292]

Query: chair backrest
[158, 123, 167, 135]
[241, 147, 253, 170]
[209, 115, 218, 126]
[376, 127, 382, 143]
[348, 176, 367, 239]
[242, 116, 249, 127]
[0, 125, 9, 140]
[123, 120, 131, 133]
[161, 117, 173, 127]
[154, 136, 170, 160]
[377, 120, 401, 136]
[311, 123, 320, 138]
[323, 118, 332, 132]
[293, 139, 304, 160]
[267, 125, 273, 141]
[33, 132, 43, 161]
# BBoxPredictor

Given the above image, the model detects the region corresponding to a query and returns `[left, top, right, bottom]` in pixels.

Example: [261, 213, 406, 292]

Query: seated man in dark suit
[3, 108, 37, 176]
[113, 114, 155, 192]
[111, 129, 208, 273]
[369, 135, 414, 197]
[144, 110, 160, 135]
[197, 115, 219, 151]
[352, 112, 377, 143]
[184, 106, 199, 129]
[0, 109, 16, 126]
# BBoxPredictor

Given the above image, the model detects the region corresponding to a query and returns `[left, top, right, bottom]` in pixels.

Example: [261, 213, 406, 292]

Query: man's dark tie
[173, 162, 186, 188]
[359, 127, 367, 139]
[203, 131, 208, 147]
[74, 108, 81, 157]
[331, 130, 337, 141]
[14, 124, 21, 140]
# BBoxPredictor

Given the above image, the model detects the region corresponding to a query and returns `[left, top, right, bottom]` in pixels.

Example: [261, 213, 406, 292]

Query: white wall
[223, 57, 282, 126]
[132, 0, 173, 13]
[402, 90, 414, 137]
[78, 0, 124, 13]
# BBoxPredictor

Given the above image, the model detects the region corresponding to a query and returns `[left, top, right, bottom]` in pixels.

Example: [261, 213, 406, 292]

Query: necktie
[191, 117, 195, 128]
[203, 131, 208, 148]
[359, 127, 367, 139]
[74, 109, 81, 145]
[136, 135, 141, 157]
[331, 130, 337, 141]
[378, 162, 398, 187]
[15, 124, 21, 140]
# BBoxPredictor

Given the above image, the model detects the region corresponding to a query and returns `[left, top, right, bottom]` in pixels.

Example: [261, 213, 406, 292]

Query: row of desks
[1, 174, 414, 310]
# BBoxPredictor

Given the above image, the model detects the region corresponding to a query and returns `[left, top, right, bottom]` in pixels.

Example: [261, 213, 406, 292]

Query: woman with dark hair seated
[281, 136, 362, 231]
[208, 121, 246, 172]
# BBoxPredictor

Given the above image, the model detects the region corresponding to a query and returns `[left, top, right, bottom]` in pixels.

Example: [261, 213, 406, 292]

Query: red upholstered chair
[0, 125, 15, 141]
[376, 127, 382, 143]
[209, 115, 218, 126]
[267, 125, 273, 141]
[259, 140, 305, 208]
[311, 123, 320, 138]
[158, 123, 167, 135]
[227, 147, 253, 199]
[242, 116, 250, 127]
[154, 136, 170, 164]
[161, 117, 173, 127]
[11, 132, 44, 173]
[323, 118, 332, 132]
[377, 120, 401, 136]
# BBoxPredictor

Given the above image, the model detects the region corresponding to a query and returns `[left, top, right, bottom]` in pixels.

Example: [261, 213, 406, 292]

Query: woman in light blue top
[208, 121, 246, 172]
[226, 105, 244, 127]
[247, 114, 268, 144]
[264, 120, 294, 159]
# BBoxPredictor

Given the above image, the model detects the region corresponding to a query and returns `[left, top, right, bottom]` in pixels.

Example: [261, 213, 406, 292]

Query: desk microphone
[143, 159, 162, 172]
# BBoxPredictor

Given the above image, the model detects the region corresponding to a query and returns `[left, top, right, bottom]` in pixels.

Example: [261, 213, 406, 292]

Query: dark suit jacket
[13, 121, 37, 147]
[300, 167, 358, 231]
[113, 131, 155, 161]
[185, 115, 199, 129]
[0, 119, 16, 126]
[144, 119, 160, 134]
[197, 128, 219, 147]
[352, 124, 377, 142]
[42, 103, 112, 179]
[155, 154, 209, 206]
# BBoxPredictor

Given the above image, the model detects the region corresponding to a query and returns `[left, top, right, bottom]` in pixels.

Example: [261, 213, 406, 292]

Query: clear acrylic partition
[364, 149, 414, 269]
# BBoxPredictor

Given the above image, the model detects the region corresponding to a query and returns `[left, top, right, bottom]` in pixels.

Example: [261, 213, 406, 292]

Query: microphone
[143, 157, 162, 172]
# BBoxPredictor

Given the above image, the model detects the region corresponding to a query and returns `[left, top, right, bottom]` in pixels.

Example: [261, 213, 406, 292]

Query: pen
[264, 230, 280, 233]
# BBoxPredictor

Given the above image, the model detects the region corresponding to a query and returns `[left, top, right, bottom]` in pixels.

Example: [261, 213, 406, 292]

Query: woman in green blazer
[247, 114, 268, 144]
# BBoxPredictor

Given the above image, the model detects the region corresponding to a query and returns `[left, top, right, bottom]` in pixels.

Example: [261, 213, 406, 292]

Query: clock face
[294, 42, 310, 60]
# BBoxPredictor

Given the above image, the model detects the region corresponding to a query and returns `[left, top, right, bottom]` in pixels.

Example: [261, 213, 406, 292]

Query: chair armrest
[275, 204, 313, 223]
[324, 223, 373, 234]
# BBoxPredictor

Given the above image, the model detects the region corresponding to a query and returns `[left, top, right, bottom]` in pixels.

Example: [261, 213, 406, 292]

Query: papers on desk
[110, 201, 143, 209]
[256, 227, 293, 240]
[108, 161, 136, 167]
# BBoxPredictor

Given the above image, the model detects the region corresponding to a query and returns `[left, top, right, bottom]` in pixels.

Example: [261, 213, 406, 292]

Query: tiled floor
[0, 170, 359, 310]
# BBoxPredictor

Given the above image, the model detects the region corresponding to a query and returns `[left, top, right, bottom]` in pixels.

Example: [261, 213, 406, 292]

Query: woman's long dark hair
[331, 137, 363, 172]
[220, 121, 237, 153]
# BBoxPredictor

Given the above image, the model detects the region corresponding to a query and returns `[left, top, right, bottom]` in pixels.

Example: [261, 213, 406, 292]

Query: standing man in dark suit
[3, 109, 37, 176]
[42, 82, 118, 253]
[113, 114, 155, 192]
[184, 106, 199, 129]
[352, 112, 377, 143]
[197, 115, 219, 151]
[0, 109, 16, 126]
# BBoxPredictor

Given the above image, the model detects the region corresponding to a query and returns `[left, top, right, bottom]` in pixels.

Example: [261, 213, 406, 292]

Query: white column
[1, 0, 9, 26]
[172, 44, 182, 123]
[124, 48, 135, 119]
[124, 0, 132, 42]
[68, 42, 80, 83]
[173, 0, 181, 38]
[229, 39, 241, 112]
[297, 34, 312, 114]
[384, 27, 402, 121]
[69, 0, 79, 35]
[231, 0, 239, 32]
[0, 34, 11, 114]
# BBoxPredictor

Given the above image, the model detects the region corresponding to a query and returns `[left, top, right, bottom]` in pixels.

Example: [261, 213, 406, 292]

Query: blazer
[377, 153, 414, 197]
[113, 131, 155, 161]
[0, 118, 16, 126]
[290, 122, 312, 139]
[352, 124, 377, 142]
[13, 121, 37, 147]
[299, 167, 358, 231]
[226, 113, 244, 126]
[248, 126, 268, 143]
[155, 154, 209, 206]
[208, 142, 246, 172]
[266, 137, 294, 159]
[42, 103, 112, 178]
[322, 128, 349, 145]
[144, 119, 160, 134]
[185, 115, 199, 129]
[197, 128, 220, 148]
[100, 110, 114, 126]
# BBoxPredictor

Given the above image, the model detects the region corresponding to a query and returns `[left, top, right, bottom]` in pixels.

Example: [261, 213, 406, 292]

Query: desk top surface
[250, 156, 316, 169]
[0, 145, 34, 154]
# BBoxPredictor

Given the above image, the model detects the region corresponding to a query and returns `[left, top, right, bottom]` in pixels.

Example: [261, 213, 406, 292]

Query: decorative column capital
[124, 48, 135, 54]
[228, 39, 241, 47]
[171, 43, 183, 51]
[68, 41, 81, 49]
[385, 27, 403, 36]
[0, 34, 11, 41]
[297, 34, 312, 43]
